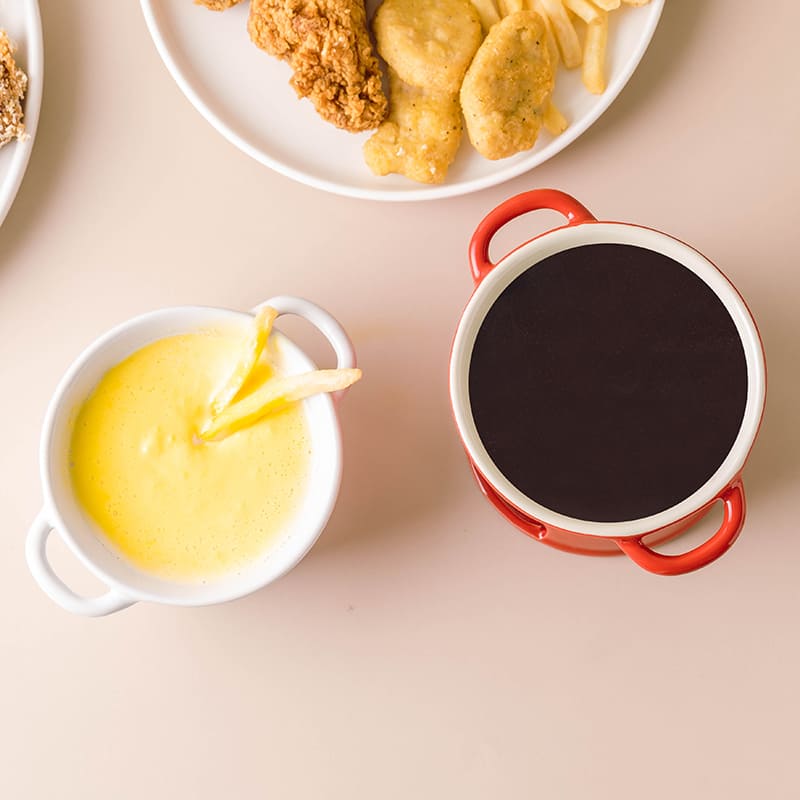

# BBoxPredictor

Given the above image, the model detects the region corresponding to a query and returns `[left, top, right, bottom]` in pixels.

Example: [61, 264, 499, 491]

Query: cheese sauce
[69, 329, 311, 581]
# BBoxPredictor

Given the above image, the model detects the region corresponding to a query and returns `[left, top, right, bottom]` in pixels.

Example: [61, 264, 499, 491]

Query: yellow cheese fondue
[69, 327, 311, 581]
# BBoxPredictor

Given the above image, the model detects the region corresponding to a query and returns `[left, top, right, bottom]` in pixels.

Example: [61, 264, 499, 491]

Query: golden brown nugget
[248, 0, 387, 132]
[363, 69, 462, 184]
[373, 0, 482, 95]
[0, 30, 27, 147]
[460, 11, 553, 160]
[195, 0, 244, 10]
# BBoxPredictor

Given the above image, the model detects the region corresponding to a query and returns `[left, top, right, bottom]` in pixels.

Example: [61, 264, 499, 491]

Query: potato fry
[210, 305, 277, 415]
[537, 0, 582, 69]
[200, 368, 362, 441]
[592, 0, 621, 9]
[563, 0, 599, 24]
[499, 0, 524, 14]
[623, 0, 651, 5]
[543, 99, 568, 135]
[582, 10, 607, 94]
[471, 0, 501, 31]
[530, 0, 560, 69]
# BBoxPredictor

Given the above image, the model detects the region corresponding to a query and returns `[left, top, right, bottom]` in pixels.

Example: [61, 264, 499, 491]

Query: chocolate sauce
[468, 243, 748, 522]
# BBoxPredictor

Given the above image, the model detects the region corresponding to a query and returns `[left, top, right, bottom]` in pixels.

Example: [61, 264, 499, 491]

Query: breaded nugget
[195, 0, 243, 10]
[249, 0, 387, 132]
[374, 0, 482, 95]
[363, 69, 462, 184]
[0, 31, 27, 147]
[460, 11, 554, 160]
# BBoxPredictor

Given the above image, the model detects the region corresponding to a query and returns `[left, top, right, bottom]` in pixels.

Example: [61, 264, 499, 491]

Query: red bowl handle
[615, 482, 746, 576]
[470, 463, 547, 540]
[469, 189, 597, 284]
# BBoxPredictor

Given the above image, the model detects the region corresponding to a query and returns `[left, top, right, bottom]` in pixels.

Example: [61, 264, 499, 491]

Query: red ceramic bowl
[449, 189, 766, 576]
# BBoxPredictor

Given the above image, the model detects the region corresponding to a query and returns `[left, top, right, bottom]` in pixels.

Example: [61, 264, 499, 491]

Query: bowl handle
[26, 512, 134, 616]
[470, 463, 547, 539]
[469, 189, 596, 284]
[615, 482, 746, 576]
[253, 296, 357, 403]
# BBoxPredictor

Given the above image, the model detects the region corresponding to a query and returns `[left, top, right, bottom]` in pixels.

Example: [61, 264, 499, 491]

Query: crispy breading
[248, 0, 387, 132]
[195, 0, 244, 10]
[373, 0, 482, 95]
[0, 30, 27, 147]
[460, 11, 554, 160]
[363, 68, 462, 184]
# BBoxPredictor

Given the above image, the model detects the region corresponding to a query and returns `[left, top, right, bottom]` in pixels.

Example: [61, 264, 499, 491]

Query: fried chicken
[460, 11, 554, 160]
[195, 0, 244, 10]
[0, 30, 27, 147]
[373, 0, 482, 95]
[248, 0, 387, 132]
[364, 69, 462, 184]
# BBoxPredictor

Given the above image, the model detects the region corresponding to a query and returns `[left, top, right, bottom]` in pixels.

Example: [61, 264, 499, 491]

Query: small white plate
[141, 0, 663, 202]
[0, 0, 43, 227]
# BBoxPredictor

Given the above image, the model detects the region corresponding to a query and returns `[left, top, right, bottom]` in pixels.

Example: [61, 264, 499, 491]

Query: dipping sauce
[468, 243, 748, 522]
[69, 328, 311, 581]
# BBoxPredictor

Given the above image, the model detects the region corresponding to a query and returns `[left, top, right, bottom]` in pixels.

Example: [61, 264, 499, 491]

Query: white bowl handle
[253, 296, 357, 402]
[26, 512, 134, 617]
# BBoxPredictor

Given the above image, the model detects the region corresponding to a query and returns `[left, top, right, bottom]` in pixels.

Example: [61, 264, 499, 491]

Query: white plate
[141, 0, 663, 202]
[0, 0, 42, 227]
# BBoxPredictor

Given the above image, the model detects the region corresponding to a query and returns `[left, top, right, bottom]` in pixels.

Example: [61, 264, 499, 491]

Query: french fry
[592, 0, 621, 9]
[563, 0, 600, 24]
[471, 0, 501, 31]
[582, 10, 607, 94]
[538, 0, 582, 69]
[530, 0, 560, 69]
[210, 305, 277, 415]
[543, 100, 568, 135]
[200, 368, 362, 441]
[498, 0, 525, 14]
[622, 0, 651, 5]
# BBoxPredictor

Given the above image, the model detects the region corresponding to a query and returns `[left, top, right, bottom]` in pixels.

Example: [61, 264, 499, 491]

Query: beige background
[2, 1, 799, 797]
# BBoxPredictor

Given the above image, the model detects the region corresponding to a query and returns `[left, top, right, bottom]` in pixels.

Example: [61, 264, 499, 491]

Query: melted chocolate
[468, 244, 748, 522]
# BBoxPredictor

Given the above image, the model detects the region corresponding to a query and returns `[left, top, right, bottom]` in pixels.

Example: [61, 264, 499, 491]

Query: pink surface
[2, 0, 800, 797]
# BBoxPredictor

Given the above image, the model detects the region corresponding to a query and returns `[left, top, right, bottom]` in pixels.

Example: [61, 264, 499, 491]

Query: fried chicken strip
[248, 0, 387, 132]
[0, 30, 27, 147]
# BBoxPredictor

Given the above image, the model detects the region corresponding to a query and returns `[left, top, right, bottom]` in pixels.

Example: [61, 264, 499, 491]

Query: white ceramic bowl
[26, 296, 356, 615]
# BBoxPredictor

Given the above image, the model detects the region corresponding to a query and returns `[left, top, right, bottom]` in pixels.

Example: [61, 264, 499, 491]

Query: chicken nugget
[363, 69, 462, 185]
[460, 11, 554, 160]
[195, 0, 243, 9]
[374, 0, 482, 95]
